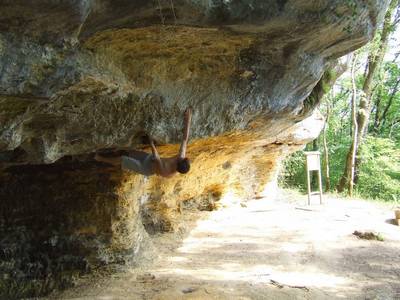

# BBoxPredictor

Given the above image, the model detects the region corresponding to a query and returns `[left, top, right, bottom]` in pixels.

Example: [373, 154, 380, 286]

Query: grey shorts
[121, 151, 155, 176]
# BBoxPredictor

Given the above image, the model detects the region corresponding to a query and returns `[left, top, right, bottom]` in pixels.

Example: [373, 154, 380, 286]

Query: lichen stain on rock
[85, 26, 255, 89]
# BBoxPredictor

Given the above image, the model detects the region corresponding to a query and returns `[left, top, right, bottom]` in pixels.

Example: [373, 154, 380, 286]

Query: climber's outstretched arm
[178, 108, 192, 159]
[149, 138, 160, 160]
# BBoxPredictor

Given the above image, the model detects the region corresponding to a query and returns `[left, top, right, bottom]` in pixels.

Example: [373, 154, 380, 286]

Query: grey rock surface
[0, 0, 389, 164]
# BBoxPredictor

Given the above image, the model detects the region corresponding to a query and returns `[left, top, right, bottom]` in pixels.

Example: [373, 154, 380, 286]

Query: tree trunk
[348, 57, 359, 197]
[372, 87, 383, 133]
[338, 0, 397, 191]
[378, 77, 400, 132]
[322, 103, 331, 192]
[337, 56, 358, 194]
[312, 139, 319, 190]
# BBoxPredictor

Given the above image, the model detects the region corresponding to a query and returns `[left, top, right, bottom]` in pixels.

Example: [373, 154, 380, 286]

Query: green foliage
[357, 137, 400, 201]
[370, 62, 400, 140]
[280, 3, 400, 201]
[278, 151, 306, 192]
[279, 137, 400, 202]
[279, 51, 400, 202]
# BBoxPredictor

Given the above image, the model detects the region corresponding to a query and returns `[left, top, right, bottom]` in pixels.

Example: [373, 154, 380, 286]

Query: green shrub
[356, 137, 400, 202]
[278, 151, 306, 192]
[279, 137, 400, 202]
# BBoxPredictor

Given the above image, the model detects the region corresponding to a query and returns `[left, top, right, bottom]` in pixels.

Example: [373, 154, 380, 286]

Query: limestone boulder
[0, 0, 389, 297]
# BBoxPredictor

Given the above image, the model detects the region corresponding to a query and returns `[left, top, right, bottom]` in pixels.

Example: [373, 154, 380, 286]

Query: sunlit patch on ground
[153, 190, 400, 298]
[54, 190, 400, 299]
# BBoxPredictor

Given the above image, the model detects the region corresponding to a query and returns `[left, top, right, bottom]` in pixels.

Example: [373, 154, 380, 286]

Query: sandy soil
[50, 190, 400, 300]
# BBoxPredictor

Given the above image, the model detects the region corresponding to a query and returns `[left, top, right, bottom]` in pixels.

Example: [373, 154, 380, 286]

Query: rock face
[0, 0, 388, 297]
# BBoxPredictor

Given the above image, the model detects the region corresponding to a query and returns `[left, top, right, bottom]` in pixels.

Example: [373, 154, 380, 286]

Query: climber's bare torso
[95, 108, 192, 177]
[151, 155, 180, 178]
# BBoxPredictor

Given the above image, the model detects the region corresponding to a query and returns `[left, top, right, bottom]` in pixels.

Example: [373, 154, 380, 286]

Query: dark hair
[177, 158, 190, 174]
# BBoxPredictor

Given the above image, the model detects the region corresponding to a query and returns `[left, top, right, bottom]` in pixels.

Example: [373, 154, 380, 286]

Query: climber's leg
[94, 153, 122, 167]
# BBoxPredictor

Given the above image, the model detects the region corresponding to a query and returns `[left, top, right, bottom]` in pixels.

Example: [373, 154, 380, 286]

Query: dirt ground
[50, 190, 400, 300]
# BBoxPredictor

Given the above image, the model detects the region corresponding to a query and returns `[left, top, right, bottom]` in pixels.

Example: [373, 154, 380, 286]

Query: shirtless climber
[95, 108, 192, 177]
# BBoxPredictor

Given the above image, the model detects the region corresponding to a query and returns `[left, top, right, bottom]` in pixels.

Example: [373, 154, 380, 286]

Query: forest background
[279, 0, 400, 203]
